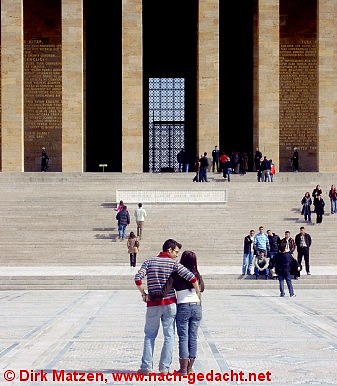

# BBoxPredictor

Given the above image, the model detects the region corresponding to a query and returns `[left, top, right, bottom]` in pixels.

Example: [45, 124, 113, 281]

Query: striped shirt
[134, 252, 197, 307]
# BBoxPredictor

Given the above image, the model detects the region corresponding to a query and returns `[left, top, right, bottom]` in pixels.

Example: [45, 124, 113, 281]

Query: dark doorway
[84, 0, 122, 172]
[219, 0, 254, 162]
[143, 0, 197, 172]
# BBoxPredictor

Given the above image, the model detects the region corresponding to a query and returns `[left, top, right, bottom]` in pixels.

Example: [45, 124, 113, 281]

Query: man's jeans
[176, 303, 202, 359]
[278, 271, 294, 296]
[330, 199, 337, 214]
[242, 251, 254, 274]
[118, 224, 126, 239]
[140, 303, 176, 372]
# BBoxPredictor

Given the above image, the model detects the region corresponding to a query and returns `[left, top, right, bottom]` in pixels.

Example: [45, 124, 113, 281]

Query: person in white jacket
[134, 203, 147, 240]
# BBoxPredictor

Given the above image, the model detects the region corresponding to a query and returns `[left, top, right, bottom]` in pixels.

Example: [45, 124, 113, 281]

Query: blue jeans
[118, 224, 126, 239]
[254, 267, 269, 277]
[140, 303, 176, 372]
[176, 303, 202, 359]
[242, 251, 254, 274]
[225, 167, 232, 181]
[330, 199, 337, 214]
[278, 271, 294, 296]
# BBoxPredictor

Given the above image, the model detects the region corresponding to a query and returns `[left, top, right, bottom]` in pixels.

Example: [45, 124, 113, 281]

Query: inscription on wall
[279, 0, 318, 172]
[24, 39, 62, 171]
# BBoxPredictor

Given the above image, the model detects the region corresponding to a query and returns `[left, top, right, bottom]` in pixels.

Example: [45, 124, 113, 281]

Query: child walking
[127, 231, 139, 267]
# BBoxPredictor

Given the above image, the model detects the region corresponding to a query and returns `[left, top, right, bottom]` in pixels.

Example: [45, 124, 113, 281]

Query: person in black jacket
[242, 230, 255, 275]
[199, 152, 209, 182]
[116, 205, 130, 240]
[295, 227, 312, 276]
[267, 230, 281, 278]
[274, 247, 296, 297]
[314, 195, 325, 224]
[41, 147, 49, 172]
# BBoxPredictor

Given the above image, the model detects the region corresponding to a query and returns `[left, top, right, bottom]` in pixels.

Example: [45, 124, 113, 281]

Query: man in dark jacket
[280, 231, 295, 254]
[242, 230, 255, 275]
[116, 205, 130, 240]
[295, 227, 312, 276]
[199, 152, 209, 182]
[274, 247, 296, 297]
[267, 230, 281, 278]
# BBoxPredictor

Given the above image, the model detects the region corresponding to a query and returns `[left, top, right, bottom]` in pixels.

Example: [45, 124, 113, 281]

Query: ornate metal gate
[148, 78, 185, 172]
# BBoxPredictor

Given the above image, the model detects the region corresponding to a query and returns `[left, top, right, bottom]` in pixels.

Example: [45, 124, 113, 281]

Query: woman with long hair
[127, 231, 139, 267]
[301, 192, 312, 222]
[162, 250, 204, 375]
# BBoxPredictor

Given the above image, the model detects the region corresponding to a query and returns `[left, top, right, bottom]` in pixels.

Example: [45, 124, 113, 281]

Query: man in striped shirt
[135, 239, 200, 375]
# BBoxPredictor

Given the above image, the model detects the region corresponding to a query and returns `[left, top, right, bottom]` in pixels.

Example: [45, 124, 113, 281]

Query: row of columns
[1, 0, 336, 172]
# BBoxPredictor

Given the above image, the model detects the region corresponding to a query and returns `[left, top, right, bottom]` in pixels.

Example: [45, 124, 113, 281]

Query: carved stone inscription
[279, 39, 317, 171]
[24, 39, 62, 171]
[279, 0, 318, 172]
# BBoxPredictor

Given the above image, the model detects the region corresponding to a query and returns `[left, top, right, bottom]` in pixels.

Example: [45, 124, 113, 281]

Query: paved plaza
[1, 288, 337, 385]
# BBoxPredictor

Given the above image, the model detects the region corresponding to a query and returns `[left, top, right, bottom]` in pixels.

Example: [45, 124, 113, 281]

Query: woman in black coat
[314, 195, 325, 224]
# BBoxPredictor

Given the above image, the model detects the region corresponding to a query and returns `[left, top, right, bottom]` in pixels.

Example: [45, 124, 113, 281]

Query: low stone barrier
[116, 189, 227, 204]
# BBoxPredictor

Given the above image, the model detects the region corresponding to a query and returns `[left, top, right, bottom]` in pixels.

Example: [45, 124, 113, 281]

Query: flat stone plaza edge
[1, 289, 337, 385]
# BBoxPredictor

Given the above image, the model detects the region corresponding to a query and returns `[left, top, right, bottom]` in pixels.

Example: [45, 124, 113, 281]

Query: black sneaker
[280, 293, 285, 297]
[290, 294, 296, 297]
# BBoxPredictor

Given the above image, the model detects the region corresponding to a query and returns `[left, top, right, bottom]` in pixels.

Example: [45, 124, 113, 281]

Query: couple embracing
[134, 238, 205, 376]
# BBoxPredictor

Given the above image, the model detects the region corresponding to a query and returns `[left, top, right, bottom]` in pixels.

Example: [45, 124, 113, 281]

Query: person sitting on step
[253, 250, 270, 280]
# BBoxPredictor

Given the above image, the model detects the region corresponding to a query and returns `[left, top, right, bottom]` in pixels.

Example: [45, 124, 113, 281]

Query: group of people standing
[134, 238, 204, 376]
[254, 148, 276, 182]
[191, 146, 251, 183]
[115, 200, 147, 267]
[300, 184, 335, 224]
[242, 226, 312, 297]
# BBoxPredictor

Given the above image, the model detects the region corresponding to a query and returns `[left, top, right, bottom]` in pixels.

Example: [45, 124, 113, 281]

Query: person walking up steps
[134, 203, 147, 240]
[127, 231, 139, 267]
[116, 205, 130, 240]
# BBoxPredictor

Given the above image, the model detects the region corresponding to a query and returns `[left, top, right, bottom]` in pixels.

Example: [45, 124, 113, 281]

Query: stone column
[62, 0, 84, 172]
[122, 0, 143, 173]
[255, 0, 279, 169]
[318, 0, 337, 171]
[197, 0, 219, 157]
[1, 0, 24, 172]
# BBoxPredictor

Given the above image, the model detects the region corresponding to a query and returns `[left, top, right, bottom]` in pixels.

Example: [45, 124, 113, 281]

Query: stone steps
[0, 273, 336, 290]
[1, 172, 337, 288]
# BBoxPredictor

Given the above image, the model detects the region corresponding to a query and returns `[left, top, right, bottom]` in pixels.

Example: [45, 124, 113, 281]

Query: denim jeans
[254, 267, 269, 277]
[242, 251, 254, 274]
[278, 271, 294, 296]
[176, 303, 202, 359]
[140, 303, 176, 372]
[118, 224, 126, 239]
[330, 199, 337, 214]
[225, 168, 232, 181]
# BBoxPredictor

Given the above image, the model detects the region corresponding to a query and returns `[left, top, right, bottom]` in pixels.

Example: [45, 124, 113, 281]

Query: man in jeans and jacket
[116, 205, 130, 240]
[135, 239, 200, 375]
[242, 230, 255, 275]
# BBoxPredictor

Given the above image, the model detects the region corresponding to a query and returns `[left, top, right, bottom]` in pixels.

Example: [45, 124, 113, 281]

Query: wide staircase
[1, 171, 337, 289]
